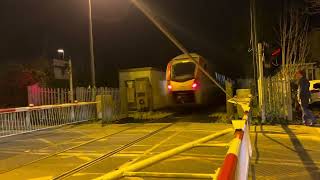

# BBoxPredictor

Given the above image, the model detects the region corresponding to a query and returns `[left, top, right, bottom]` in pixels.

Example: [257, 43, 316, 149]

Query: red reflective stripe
[0, 108, 16, 113]
[218, 130, 244, 180]
[218, 154, 238, 180]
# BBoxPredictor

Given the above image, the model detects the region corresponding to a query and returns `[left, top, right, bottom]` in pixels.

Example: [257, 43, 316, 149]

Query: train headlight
[168, 84, 172, 90]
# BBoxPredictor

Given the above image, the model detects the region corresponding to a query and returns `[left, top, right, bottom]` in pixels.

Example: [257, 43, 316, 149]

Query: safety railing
[94, 96, 252, 180]
[0, 102, 97, 138]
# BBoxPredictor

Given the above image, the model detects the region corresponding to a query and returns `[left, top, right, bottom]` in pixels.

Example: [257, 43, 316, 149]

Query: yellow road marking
[77, 156, 93, 161]
[28, 176, 52, 180]
[73, 172, 104, 177]
[37, 138, 55, 146]
[118, 130, 182, 168]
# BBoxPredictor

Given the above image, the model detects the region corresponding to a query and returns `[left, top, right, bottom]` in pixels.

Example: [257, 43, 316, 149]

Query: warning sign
[53, 59, 69, 80]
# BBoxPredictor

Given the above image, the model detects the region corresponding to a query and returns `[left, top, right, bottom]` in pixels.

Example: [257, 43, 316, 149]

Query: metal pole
[68, 58, 74, 103]
[257, 43, 265, 122]
[69, 58, 75, 121]
[89, 0, 96, 87]
[250, 0, 256, 82]
[124, 172, 215, 179]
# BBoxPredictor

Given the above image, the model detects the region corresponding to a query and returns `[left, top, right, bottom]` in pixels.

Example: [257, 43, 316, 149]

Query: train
[166, 53, 225, 106]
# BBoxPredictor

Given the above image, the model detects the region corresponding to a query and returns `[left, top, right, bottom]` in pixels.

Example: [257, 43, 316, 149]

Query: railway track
[53, 123, 174, 179]
[0, 122, 174, 179]
[0, 124, 139, 174]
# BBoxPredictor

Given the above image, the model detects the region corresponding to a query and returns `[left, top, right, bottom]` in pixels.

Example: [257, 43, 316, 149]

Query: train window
[171, 62, 195, 81]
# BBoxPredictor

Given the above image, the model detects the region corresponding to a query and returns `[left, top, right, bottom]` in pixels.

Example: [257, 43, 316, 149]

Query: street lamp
[88, 0, 96, 87]
[57, 49, 65, 60]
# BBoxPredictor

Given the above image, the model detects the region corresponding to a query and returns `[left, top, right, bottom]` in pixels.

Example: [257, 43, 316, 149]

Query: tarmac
[0, 121, 318, 180]
[250, 124, 320, 180]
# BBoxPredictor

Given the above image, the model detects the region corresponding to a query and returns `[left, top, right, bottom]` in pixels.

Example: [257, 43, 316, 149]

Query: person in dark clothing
[296, 70, 316, 126]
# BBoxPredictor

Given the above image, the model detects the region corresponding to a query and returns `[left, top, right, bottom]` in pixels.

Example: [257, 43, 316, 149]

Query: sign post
[53, 58, 74, 103]
[68, 58, 74, 103]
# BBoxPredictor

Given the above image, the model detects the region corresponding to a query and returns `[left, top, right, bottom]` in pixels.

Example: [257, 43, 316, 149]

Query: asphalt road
[0, 111, 319, 180]
[0, 120, 233, 180]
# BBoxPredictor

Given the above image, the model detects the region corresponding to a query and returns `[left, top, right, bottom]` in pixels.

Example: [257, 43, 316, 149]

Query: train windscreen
[171, 62, 195, 81]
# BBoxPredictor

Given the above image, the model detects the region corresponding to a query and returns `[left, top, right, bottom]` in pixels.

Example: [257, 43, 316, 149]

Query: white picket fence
[264, 74, 293, 121]
[0, 102, 97, 137]
[27, 85, 128, 123]
[28, 85, 120, 105]
[0, 85, 129, 137]
[27, 86, 69, 105]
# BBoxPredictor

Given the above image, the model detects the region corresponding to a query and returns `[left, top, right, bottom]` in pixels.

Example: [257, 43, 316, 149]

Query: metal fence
[264, 74, 293, 121]
[28, 85, 69, 105]
[0, 102, 97, 138]
[28, 85, 120, 106]
[99, 88, 128, 123]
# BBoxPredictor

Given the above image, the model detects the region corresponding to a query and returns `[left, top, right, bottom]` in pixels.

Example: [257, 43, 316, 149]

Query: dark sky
[0, 0, 282, 87]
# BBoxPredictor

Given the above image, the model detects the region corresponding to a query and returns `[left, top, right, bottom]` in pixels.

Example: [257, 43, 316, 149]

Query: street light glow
[57, 49, 64, 53]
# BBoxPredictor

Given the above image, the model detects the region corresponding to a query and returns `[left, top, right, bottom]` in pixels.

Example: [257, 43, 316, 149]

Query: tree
[280, 1, 310, 78]
[0, 57, 52, 107]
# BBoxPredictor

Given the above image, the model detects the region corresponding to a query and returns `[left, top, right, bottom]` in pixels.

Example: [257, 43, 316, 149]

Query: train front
[166, 55, 203, 105]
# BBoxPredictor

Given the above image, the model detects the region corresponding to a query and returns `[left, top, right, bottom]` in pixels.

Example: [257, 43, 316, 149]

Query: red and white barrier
[0, 102, 96, 114]
[218, 130, 244, 180]
[218, 97, 252, 180]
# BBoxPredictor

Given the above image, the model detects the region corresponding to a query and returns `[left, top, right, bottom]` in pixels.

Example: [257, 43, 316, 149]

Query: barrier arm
[93, 128, 233, 180]
[0, 102, 97, 114]
[217, 96, 252, 180]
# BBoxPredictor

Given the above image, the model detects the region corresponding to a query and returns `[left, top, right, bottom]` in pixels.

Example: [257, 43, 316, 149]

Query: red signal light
[192, 82, 198, 89]
[272, 48, 281, 56]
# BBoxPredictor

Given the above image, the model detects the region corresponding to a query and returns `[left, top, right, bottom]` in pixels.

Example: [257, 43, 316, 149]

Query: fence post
[226, 80, 234, 119]
[27, 86, 32, 105]
[26, 110, 31, 130]
[287, 78, 293, 121]
[96, 95, 103, 120]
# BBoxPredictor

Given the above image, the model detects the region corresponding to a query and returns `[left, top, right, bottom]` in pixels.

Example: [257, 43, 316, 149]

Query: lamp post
[88, 0, 96, 88]
[57, 49, 65, 60]
[57, 49, 74, 103]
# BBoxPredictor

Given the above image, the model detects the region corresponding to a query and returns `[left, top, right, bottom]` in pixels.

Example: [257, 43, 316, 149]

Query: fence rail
[0, 102, 97, 138]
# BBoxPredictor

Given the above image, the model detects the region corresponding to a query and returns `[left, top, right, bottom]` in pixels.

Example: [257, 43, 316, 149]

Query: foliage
[280, 2, 310, 79]
[0, 57, 52, 107]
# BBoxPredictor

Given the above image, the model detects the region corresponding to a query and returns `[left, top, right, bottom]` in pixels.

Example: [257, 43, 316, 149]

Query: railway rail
[0, 122, 174, 179]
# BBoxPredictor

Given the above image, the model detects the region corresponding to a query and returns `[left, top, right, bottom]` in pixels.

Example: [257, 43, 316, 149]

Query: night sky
[0, 0, 284, 87]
